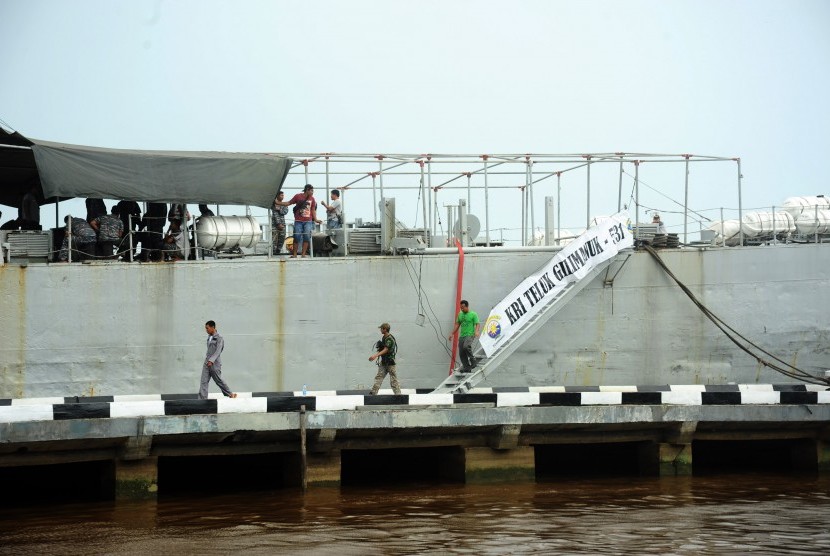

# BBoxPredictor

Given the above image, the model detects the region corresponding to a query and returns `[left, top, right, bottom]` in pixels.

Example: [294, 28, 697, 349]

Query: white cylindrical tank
[781, 195, 830, 218]
[195, 216, 262, 250]
[795, 210, 830, 235]
[740, 211, 794, 237]
[706, 219, 741, 246]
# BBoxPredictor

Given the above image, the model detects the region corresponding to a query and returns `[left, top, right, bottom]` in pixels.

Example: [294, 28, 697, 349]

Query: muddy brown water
[1, 474, 829, 555]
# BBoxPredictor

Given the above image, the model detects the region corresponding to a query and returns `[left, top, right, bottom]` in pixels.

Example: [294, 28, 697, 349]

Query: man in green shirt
[448, 300, 481, 373]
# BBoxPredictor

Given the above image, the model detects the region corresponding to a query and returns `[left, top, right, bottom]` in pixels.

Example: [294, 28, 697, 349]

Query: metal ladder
[432, 254, 623, 394]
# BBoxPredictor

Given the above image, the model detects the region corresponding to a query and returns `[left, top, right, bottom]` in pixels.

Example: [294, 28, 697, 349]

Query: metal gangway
[432, 212, 634, 394]
[431, 256, 622, 394]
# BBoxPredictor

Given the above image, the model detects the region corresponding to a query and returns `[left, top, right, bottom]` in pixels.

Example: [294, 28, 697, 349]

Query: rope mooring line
[642, 244, 829, 386]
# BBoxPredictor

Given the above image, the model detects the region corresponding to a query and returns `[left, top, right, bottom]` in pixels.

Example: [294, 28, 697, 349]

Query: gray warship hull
[2, 242, 828, 398]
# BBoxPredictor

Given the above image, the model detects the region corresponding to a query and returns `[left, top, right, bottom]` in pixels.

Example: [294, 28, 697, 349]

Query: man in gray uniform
[199, 320, 237, 399]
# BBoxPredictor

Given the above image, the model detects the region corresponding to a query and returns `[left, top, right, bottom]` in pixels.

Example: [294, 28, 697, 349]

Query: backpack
[387, 334, 397, 359]
[375, 334, 397, 363]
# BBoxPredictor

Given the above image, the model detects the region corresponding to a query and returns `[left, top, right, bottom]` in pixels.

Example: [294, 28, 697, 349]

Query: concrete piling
[462, 446, 535, 483]
[115, 457, 158, 500]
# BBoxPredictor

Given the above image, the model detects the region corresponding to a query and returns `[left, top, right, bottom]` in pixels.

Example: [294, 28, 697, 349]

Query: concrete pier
[1, 386, 829, 501]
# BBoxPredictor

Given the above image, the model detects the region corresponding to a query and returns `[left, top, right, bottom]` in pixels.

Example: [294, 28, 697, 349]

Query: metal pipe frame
[276, 152, 739, 251]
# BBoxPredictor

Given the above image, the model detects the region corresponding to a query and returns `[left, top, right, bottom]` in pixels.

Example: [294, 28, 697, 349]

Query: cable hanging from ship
[642, 244, 830, 386]
[400, 254, 454, 359]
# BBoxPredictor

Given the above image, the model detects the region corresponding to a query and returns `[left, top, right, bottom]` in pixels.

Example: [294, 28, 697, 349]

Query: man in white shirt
[652, 213, 667, 234]
[163, 219, 186, 260]
[322, 189, 343, 229]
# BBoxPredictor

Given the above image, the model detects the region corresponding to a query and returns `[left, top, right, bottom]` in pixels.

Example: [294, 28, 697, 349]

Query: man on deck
[274, 184, 322, 258]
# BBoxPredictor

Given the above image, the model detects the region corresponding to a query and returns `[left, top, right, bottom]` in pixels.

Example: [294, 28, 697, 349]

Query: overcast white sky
[1, 0, 828, 239]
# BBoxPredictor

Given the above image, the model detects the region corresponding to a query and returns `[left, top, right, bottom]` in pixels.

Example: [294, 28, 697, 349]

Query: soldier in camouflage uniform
[91, 207, 125, 259]
[271, 191, 289, 254]
[368, 322, 401, 395]
[59, 216, 97, 261]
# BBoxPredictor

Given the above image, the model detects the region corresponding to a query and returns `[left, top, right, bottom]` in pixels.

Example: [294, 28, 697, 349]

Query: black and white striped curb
[1, 384, 828, 423]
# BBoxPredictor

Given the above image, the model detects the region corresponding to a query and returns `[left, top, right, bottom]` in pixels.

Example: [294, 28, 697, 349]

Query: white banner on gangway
[479, 211, 633, 357]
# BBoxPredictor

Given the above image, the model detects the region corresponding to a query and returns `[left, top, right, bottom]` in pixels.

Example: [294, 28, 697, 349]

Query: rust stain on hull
[0, 266, 27, 398]
[275, 260, 286, 390]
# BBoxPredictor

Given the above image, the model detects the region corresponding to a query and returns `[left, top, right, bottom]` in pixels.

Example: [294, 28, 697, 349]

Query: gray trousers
[199, 364, 232, 399]
[370, 364, 401, 395]
[458, 336, 477, 370]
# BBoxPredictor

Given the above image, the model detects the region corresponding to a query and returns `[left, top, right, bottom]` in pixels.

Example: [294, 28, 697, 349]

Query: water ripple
[1, 474, 829, 555]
